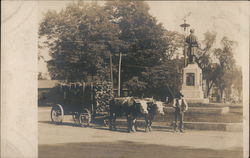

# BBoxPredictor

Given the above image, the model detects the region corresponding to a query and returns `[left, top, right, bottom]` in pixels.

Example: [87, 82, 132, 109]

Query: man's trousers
[174, 109, 184, 131]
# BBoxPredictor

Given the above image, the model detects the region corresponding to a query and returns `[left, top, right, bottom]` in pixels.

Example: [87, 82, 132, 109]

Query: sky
[38, 1, 249, 74]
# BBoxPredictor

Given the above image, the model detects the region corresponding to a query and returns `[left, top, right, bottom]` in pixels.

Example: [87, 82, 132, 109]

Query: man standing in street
[172, 92, 188, 133]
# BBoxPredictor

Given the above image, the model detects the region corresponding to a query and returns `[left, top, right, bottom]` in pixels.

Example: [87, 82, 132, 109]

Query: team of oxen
[108, 97, 165, 133]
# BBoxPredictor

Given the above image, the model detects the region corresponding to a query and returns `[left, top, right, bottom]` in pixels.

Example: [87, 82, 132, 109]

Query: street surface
[39, 107, 243, 158]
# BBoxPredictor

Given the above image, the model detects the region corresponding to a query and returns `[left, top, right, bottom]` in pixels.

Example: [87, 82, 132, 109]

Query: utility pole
[109, 53, 113, 90]
[118, 52, 122, 97]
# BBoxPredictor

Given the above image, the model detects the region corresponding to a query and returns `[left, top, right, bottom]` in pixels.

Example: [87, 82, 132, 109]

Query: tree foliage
[104, 1, 180, 98]
[213, 37, 237, 101]
[195, 31, 217, 97]
[39, 2, 121, 82]
[195, 32, 240, 101]
[231, 67, 242, 102]
[164, 31, 184, 60]
[38, 72, 47, 80]
[142, 59, 182, 100]
[124, 59, 181, 100]
[39, 1, 178, 97]
[40, 1, 230, 100]
[105, 1, 168, 75]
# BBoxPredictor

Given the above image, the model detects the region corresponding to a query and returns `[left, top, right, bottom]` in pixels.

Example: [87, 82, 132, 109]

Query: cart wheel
[103, 118, 109, 127]
[72, 113, 80, 124]
[51, 104, 64, 124]
[79, 109, 91, 127]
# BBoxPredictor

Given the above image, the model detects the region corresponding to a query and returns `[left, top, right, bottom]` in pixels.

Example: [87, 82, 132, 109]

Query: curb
[115, 119, 242, 132]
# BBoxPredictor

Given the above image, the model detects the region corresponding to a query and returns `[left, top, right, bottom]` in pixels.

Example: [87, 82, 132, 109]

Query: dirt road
[38, 107, 243, 158]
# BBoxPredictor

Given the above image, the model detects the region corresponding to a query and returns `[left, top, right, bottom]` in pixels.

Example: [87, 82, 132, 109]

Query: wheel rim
[79, 109, 91, 126]
[51, 104, 64, 123]
[103, 119, 109, 127]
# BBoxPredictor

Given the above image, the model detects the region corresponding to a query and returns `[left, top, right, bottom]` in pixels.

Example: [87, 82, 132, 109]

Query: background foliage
[39, 1, 242, 102]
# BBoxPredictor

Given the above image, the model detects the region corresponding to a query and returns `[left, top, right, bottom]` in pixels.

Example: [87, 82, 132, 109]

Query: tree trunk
[219, 88, 224, 103]
[91, 72, 94, 81]
[238, 89, 242, 103]
[206, 80, 210, 97]
[206, 80, 213, 98]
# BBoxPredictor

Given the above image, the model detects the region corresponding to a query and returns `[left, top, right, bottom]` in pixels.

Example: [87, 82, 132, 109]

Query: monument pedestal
[181, 63, 209, 103]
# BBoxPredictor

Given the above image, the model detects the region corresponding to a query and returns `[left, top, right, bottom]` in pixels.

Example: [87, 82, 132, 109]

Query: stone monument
[181, 29, 208, 103]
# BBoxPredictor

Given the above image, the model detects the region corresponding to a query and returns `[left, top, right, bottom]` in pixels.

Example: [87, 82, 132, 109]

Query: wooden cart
[50, 82, 110, 127]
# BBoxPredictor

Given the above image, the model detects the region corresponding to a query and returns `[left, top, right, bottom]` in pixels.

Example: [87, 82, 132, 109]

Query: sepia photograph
[1, 1, 249, 158]
[37, 1, 248, 158]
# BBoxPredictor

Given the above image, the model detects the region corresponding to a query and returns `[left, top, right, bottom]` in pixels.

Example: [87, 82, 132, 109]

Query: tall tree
[39, 2, 121, 82]
[195, 31, 217, 97]
[231, 67, 242, 102]
[104, 1, 178, 97]
[104, 1, 169, 82]
[213, 36, 236, 102]
[124, 58, 181, 100]
[142, 59, 182, 100]
[39, 1, 187, 99]
[164, 31, 184, 60]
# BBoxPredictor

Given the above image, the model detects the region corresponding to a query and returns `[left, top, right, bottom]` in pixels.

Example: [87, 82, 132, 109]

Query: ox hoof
[149, 127, 152, 132]
[132, 128, 136, 133]
[109, 127, 117, 131]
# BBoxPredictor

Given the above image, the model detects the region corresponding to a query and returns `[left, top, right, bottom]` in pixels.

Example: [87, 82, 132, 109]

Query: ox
[109, 97, 165, 133]
[135, 99, 165, 132]
[109, 97, 142, 133]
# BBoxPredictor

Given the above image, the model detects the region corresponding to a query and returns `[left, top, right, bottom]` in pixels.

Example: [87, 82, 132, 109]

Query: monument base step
[188, 103, 243, 108]
[164, 106, 230, 114]
[115, 119, 242, 132]
[180, 122, 242, 132]
[184, 98, 209, 103]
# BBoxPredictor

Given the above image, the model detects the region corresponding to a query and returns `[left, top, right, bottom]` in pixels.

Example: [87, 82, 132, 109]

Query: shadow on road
[39, 120, 131, 133]
[39, 141, 243, 158]
[39, 121, 80, 127]
[39, 120, 173, 133]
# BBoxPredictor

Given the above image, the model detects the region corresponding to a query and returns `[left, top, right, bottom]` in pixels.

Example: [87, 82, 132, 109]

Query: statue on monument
[185, 29, 199, 64]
